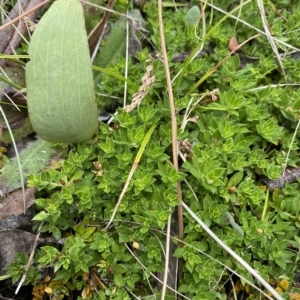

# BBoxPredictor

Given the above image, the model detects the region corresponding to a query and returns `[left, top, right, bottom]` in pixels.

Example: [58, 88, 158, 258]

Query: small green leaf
[38, 246, 60, 266]
[227, 171, 244, 188]
[70, 171, 84, 182]
[256, 118, 283, 145]
[185, 6, 201, 26]
[114, 273, 123, 288]
[32, 211, 50, 221]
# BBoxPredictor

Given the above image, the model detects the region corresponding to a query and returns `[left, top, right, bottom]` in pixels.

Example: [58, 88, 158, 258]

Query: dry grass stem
[0, 0, 50, 32]
[124, 64, 155, 112]
[15, 222, 44, 294]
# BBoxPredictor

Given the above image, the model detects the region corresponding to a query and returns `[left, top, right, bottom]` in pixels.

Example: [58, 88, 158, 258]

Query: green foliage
[4, 0, 300, 299]
[93, 9, 144, 84]
[4, 253, 40, 285]
[184, 6, 201, 26]
[26, 0, 98, 143]
[0, 137, 57, 194]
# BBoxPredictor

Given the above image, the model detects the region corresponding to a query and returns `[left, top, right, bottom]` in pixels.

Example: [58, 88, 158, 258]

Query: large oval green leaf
[26, 0, 98, 143]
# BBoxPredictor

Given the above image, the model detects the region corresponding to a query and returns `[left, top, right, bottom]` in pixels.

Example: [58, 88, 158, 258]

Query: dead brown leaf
[0, 186, 36, 216]
[229, 36, 240, 52]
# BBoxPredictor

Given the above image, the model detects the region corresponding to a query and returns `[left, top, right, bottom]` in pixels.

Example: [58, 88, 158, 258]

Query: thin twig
[283, 120, 300, 175]
[90, 22, 107, 62]
[1, 0, 46, 58]
[228, 273, 238, 300]
[15, 222, 44, 294]
[0, 0, 50, 32]
[157, 1, 184, 298]
[256, 0, 286, 81]
[105, 124, 157, 229]
[123, 8, 129, 108]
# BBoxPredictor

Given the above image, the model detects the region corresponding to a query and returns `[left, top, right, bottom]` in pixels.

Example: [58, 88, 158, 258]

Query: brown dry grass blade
[0, 0, 50, 32]
[0, 0, 46, 56]
[157, 0, 183, 297]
